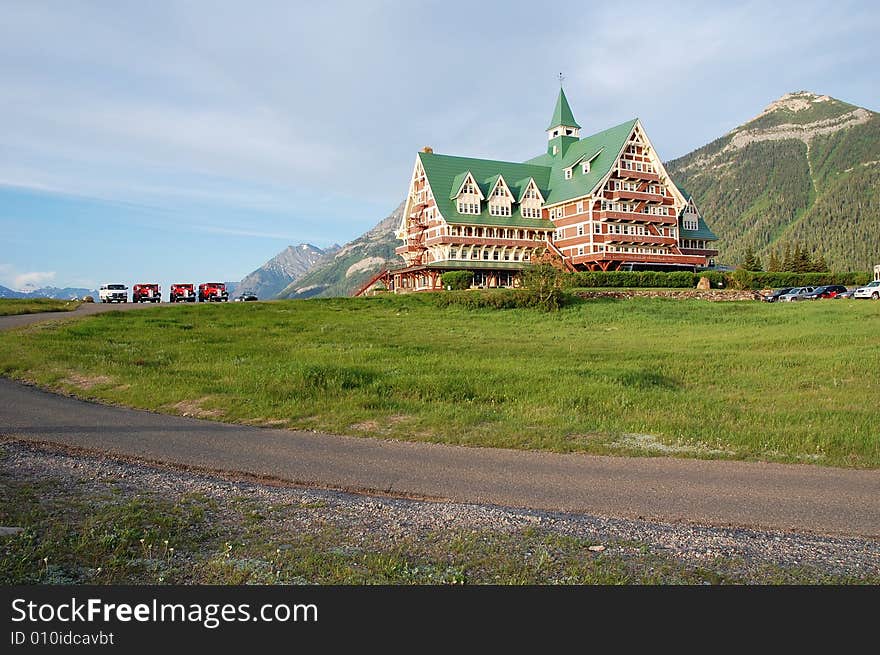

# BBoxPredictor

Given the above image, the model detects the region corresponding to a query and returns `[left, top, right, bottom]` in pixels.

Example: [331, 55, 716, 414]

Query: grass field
[0, 298, 82, 316]
[0, 295, 877, 467]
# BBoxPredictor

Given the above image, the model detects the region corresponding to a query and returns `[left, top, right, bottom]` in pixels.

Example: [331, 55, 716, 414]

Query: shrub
[522, 264, 566, 310]
[440, 271, 475, 291]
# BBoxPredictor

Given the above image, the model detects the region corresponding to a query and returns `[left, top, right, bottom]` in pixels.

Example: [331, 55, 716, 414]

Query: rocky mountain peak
[759, 91, 833, 116]
[236, 242, 337, 299]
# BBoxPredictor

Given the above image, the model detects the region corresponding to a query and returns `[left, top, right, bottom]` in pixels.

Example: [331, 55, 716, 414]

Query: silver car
[853, 280, 880, 300]
[777, 286, 815, 302]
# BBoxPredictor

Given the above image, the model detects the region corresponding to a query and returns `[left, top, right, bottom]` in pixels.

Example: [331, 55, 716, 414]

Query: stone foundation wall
[575, 289, 760, 302]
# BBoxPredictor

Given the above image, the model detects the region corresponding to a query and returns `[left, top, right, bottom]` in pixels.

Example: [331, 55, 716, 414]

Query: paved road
[1, 307, 878, 538]
[0, 301, 170, 329]
[1, 378, 877, 537]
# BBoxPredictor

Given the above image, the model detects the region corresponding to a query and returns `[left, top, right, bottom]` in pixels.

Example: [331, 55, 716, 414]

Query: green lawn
[0, 295, 878, 467]
[0, 298, 82, 316]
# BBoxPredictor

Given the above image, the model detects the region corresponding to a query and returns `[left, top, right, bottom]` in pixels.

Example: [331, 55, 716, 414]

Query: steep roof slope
[420, 117, 638, 226]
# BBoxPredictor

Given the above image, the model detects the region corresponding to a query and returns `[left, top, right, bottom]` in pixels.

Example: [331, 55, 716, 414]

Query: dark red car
[802, 285, 848, 300]
[132, 283, 161, 303]
[198, 282, 229, 302]
[170, 283, 196, 303]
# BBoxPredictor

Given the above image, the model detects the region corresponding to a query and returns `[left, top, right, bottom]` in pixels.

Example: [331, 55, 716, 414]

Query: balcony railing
[596, 209, 677, 224]
[429, 235, 545, 247]
[616, 167, 660, 182]
[602, 234, 678, 246]
[608, 189, 665, 203]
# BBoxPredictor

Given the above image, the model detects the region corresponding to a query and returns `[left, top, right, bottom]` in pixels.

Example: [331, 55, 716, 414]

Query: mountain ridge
[236, 243, 339, 299]
[666, 90, 879, 270]
[276, 202, 404, 299]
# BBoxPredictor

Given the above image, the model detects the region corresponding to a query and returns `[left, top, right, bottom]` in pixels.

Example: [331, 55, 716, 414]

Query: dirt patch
[61, 373, 113, 390]
[608, 433, 734, 456]
[350, 420, 380, 432]
[351, 415, 412, 433]
[169, 397, 224, 419]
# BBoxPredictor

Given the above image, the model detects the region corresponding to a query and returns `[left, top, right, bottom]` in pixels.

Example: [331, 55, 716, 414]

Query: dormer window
[564, 169, 572, 180]
[453, 171, 483, 215]
[682, 203, 699, 230]
[488, 177, 513, 217]
[582, 161, 590, 174]
[519, 178, 544, 220]
[457, 201, 480, 215]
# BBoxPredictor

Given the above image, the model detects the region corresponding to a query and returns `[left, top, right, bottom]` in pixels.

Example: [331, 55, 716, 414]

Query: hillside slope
[236, 243, 335, 299]
[277, 202, 404, 298]
[667, 91, 880, 270]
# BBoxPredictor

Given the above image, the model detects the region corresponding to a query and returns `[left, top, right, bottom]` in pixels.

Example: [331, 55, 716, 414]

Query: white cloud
[13, 271, 56, 291]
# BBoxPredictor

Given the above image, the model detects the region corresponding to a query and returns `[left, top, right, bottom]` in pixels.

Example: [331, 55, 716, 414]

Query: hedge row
[566, 271, 698, 288]
[562, 270, 871, 290]
[736, 271, 871, 288]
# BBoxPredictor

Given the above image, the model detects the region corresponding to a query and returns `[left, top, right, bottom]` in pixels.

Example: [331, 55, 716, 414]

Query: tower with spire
[369, 83, 720, 297]
[546, 87, 581, 157]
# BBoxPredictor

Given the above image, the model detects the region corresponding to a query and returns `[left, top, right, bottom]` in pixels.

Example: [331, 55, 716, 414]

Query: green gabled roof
[419, 151, 551, 227]
[547, 88, 581, 130]
[483, 173, 502, 196]
[515, 177, 542, 202]
[537, 118, 638, 205]
[421, 118, 638, 226]
[676, 185, 718, 241]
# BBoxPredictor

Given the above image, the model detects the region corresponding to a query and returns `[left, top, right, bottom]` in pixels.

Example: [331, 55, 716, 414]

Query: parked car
[234, 292, 258, 302]
[835, 288, 855, 299]
[801, 285, 849, 300]
[761, 287, 794, 303]
[169, 283, 196, 303]
[99, 284, 128, 303]
[853, 280, 880, 300]
[777, 287, 815, 302]
[198, 282, 229, 302]
[132, 283, 161, 303]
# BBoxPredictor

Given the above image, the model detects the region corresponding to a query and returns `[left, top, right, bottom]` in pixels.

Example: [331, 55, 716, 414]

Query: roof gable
[420, 151, 552, 226]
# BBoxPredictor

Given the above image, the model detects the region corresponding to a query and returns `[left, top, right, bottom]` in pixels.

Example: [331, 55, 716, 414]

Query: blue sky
[2, 0, 879, 291]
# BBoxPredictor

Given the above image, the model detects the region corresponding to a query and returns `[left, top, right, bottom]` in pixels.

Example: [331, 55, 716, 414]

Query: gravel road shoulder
[2, 440, 876, 584]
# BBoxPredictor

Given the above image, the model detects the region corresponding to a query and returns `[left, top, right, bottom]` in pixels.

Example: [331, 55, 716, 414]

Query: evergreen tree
[793, 242, 811, 273]
[741, 246, 762, 271]
[811, 252, 829, 272]
[767, 250, 781, 272]
[782, 244, 794, 272]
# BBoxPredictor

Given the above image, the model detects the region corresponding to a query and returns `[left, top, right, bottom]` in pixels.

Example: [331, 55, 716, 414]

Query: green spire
[546, 87, 581, 130]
